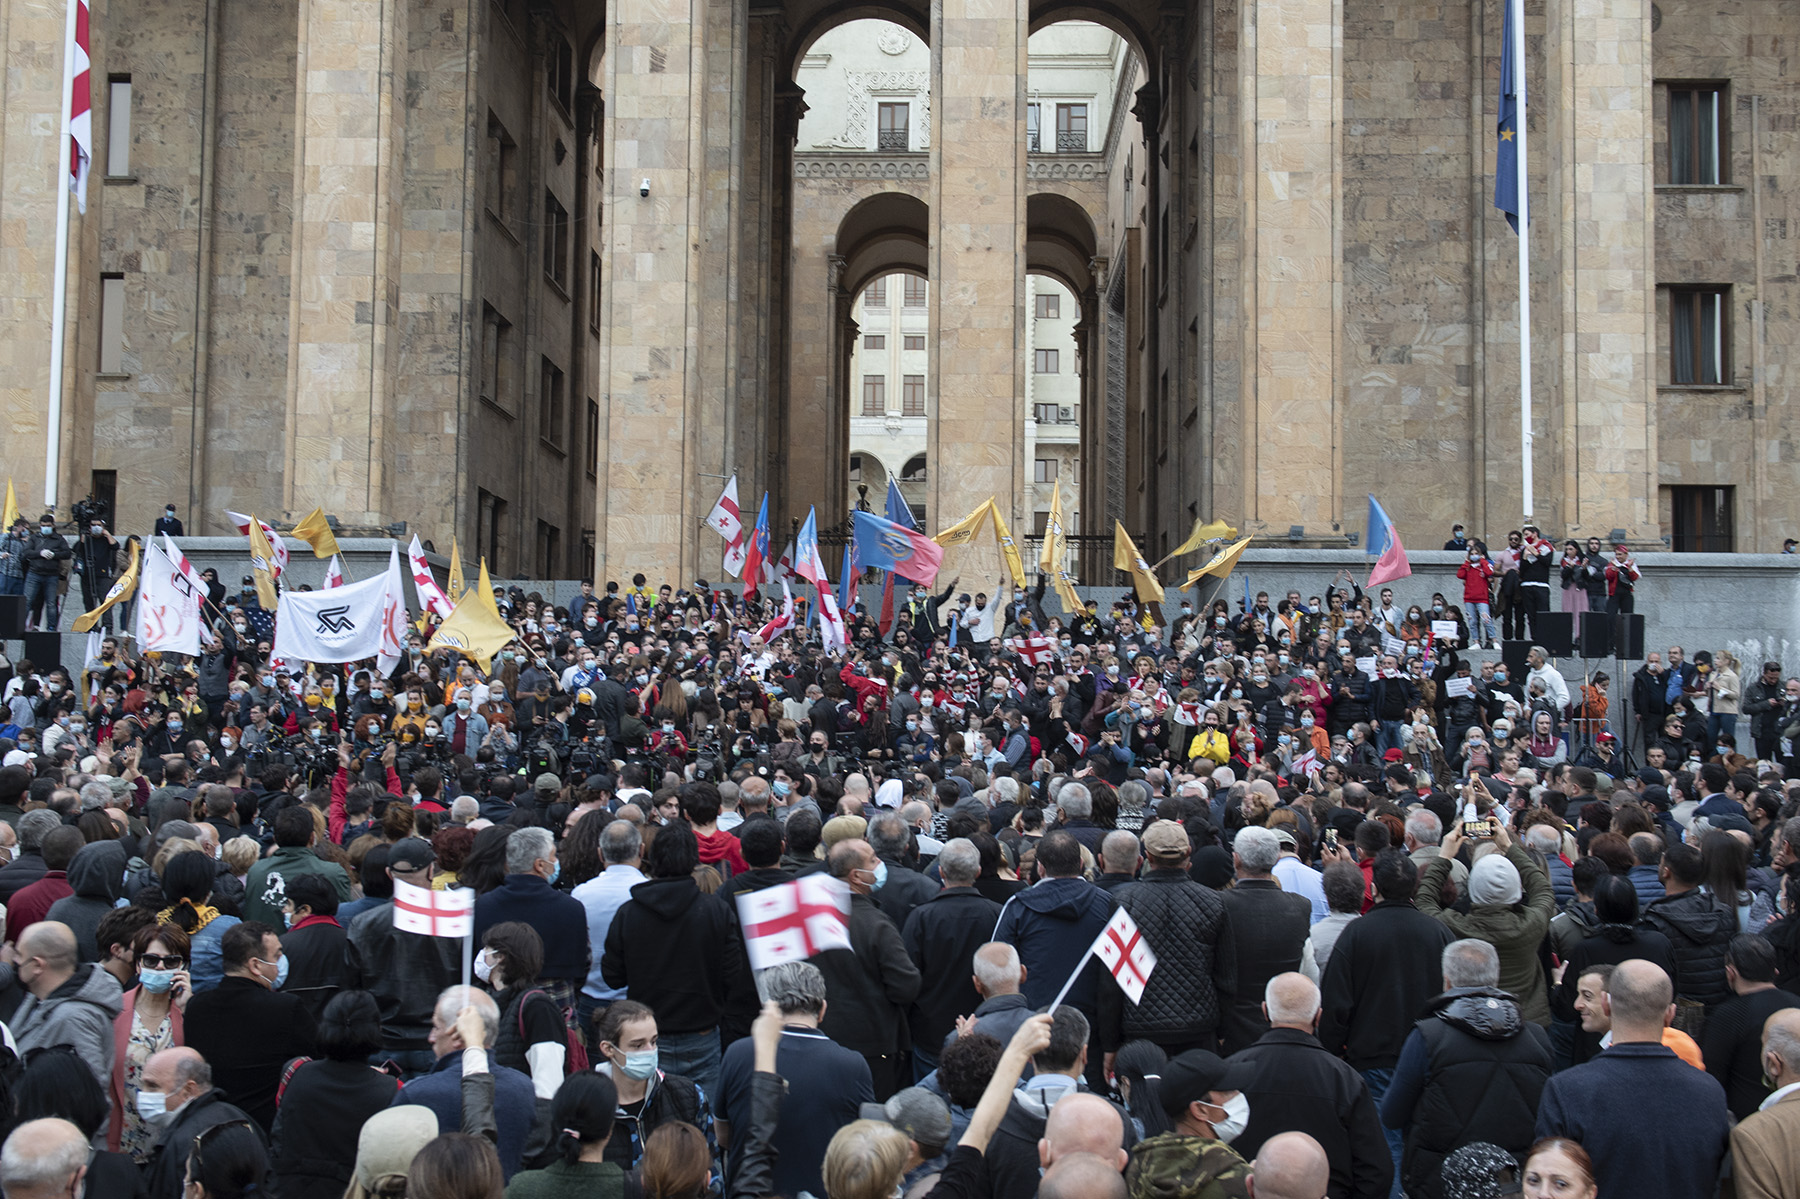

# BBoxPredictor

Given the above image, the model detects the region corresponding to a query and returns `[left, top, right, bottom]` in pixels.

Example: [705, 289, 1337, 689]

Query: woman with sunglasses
[110, 923, 191, 1162]
[185, 1119, 271, 1199]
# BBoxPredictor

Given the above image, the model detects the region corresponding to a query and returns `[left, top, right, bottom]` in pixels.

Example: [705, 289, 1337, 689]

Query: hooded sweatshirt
[45, 840, 128, 962]
[599, 877, 739, 1035]
[695, 828, 748, 876]
[12, 961, 125, 1091]
[992, 876, 1117, 1015]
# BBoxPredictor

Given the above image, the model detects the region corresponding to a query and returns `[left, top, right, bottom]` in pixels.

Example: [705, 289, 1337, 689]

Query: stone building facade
[0, 0, 1792, 586]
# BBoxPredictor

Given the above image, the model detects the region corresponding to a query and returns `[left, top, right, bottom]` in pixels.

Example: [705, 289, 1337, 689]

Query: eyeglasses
[138, 954, 186, 970]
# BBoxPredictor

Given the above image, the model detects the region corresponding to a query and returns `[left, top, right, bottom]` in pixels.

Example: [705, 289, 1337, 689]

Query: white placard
[1432, 620, 1459, 641]
[1445, 676, 1475, 698]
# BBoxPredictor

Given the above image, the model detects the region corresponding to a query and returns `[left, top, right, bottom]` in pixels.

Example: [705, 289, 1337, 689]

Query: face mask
[866, 861, 889, 892]
[1214, 617, 1226, 627]
[221, 737, 235, 751]
[139, 968, 176, 994]
[1717, 745, 1730, 756]
[234, 623, 248, 634]
[662, 723, 675, 734]
[39, 525, 53, 535]
[256, 955, 289, 989]
[906, 721, 918, 732]
[425, 725, 440, 737]
[1278, 734, 1291, 746]
[1433, 604, 1444, 614]
[1230, 689, 1243, 700]
[772, 780, 791, 798]
[473, 951, 495, 984]
[1278, 654, 1289, 666]
[1301, 715, 1315, 726]
[1206, 1093, 1251, 1144]
[261, 675, 276, 688]
[168, 721, 183, 734]
[136, 1091, 171, 1124]
[619, 1049, 660, 1080]
[309, 730, 323, 742]
[1494, 671, 1507, 683]
[456, 699, 471, 712]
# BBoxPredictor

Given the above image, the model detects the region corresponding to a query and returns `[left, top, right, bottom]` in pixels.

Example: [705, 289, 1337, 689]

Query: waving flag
[817, 586, 849, 652]
[933, 499, 993, 549]
[741, 493, 771, 591]
[990, 504, 1027, 590]
[393, 878, 474, 938]
[1004, 633, 1055, 668]
[1092, 906, 1158, 1004]
[247, 515, 280, 610]
[852, 509, 944, 587]
[73, 537, 139, 633]
[1183, 535, 1254, 588]
[1365, 495, 1413, 587]
[1112, 522, 1165, 605]
[159, 534, 208, 603]
[291, 507, 339, 558]
[708, 475, 749, 577]
[135, 542, 202, 655]
[795, 508, 830, 588]
[737, 875, 852, 970]
[273, 550, 408, 667]
[225, 511, 288, 577]
[753, 582, 796, 643]
[66, 0, 91, 211]
[837, 542, 858, 616]
[1496, 0, 1524, 232]
[322, 555, 344, 589]
[407, 535, 455, 622]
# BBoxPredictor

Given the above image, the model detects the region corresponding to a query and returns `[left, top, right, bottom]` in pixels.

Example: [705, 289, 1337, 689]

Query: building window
[1668, 84, 1725, 185]
[544, 192, 569, 288]
[478, 489, 507, 572]
[480, 304, 515, 412]
[1669, 286, 1728, 385]
[90, 470, 117, 520]
[864, 334, 885, 351]
[585, 398, 600, 478]
[549, 37, 574, 113]
[902, 374, 925, 416]
[1033, 510, 1050, 536]
[903, 275, 927, 307]
[589, 251, 602, 333]
[862, 374, 885, 416]
[849, 454, 865, 483]
[1034, 402, 1060, 424]
[1034, 458, 1058, 483]
[1034, 292, 1060, 319]
[1034, 348, 1059, 374]
[98, 274, 125, 373]
[539, 357, 565, 447]
[878, 102, 909, 151]
[902, 454, 927, 481]
[904, 335, 925, 351]
[1026, 103, 1040, 152]
[105, 77, 131, 176]
[1668, 485, 1734, 552]
[485, 114, 516, 226]
[864, 279, 886, 308]
[537, 520, 561, 577]
[1056, 104, 1088, 152]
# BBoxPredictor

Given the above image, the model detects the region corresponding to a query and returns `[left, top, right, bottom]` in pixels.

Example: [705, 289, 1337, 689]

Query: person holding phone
[110, 923, 193, 1162]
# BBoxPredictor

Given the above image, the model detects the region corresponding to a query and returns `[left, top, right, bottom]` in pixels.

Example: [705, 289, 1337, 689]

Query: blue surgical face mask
[257, 955, 289, 989]
[772, 780, 791, 798]
[547, 860, 561, 886]
[866, 860, 889, 892]
[620, 1049, 659, 1080]
[139, 968, 176, 994]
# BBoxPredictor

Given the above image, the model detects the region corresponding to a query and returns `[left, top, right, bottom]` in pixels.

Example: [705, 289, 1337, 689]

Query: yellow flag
[1159, 516, 1239, 566]
[989, 503, 1027, 589]
[428, 559, 516, 669]
[447, 536, 466, 601]
[933, 498, 994, 548]
[1112, 521, 1165, 605]
[1038, 486, 1064, 573]
[1, 479, 18, 531]
[290, 507, 339, 559]
[73, 538, 141, 633]
[247, 515, 280, 610]
[1183, 535, 1255, 587]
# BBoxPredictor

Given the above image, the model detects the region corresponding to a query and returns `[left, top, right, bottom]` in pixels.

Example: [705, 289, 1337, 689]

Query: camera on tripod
[71, 495, 109, 528]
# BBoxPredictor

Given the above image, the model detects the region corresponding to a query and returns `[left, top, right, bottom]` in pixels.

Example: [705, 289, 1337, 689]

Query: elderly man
[389, 986, 538, 1178]
[1055, 782, 1107, 853]
[816, 838, 922, 1100]
[471, 825, 589, 1008]
[869, 809, 939, 929]
[902, 838, 1002, 1077]
[956, 942, 1037, 1048]
[140, 1047, 262, 1199]
[1730, 1008, 1800, 1198]
[10, 920, 122, 1091]
[1222, 827, 1312, 1054]
[0, 1118, 91, 1199]
[1401, 809, 1467, 889]
[1251, 1132, 1333, 1199]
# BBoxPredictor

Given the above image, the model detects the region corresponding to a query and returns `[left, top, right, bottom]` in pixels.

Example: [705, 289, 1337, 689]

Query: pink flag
[1367, 529, 1412, 588]
[736, 875, 852, 970]
[393, 878, 474, 938]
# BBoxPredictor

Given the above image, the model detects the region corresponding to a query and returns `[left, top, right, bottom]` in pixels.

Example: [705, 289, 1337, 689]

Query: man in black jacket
[810, 838, 921, 1100]
[1318, 849, 1455, 1192]
[869, 811, 940, 930]
[1219, 826, 1310, 1054]
[345, 837, 460, 1076]
[20, 514, 70, 632]
[1228, 973, 1392, 1199]
[184, 921, 318, 1134]
[278, 872, 350, 1021]
[901, 838, 1000, 1077]
[141, 1047, 264, 1199]
[1378, 939, 1553, 1198]
[1742, 660, 1787, 761]
[1642, 842, 1736, 1016]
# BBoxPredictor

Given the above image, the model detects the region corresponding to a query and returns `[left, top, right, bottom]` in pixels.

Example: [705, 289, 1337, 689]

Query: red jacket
[1456, 558, 1496, 603]
[695, 828, 749, 876]
[1604, 558, 1640, 596]
[839, 662, 888, 711]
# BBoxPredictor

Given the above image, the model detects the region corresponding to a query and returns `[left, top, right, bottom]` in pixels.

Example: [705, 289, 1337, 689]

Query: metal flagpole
[1514, 0, 1533, 521]
[44, 0, 80, 511]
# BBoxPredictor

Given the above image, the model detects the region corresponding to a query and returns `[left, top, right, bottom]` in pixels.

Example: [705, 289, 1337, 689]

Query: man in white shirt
[570, 819, 646, 1044]
[960, 579, 1009, 654]
[1526, 645, 1571, 713]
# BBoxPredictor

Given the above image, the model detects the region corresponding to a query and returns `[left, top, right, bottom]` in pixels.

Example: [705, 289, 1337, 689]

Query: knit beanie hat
[1467, 853, 1522, 906]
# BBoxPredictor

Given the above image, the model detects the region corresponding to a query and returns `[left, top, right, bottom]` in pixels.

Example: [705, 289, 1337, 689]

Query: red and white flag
[323, 555, 344, 589]
[407, 535, 454, 621]
[1004, 633, 1055, 667]
[1172, 701, 1203, 726]
[736, 875, 852, 970]
[817, 586, 848, 653]
[225, 511, 289, 577]
[1091, 906, 1158, 1004]
[393, 878, 474, 938]
[66, 0, 91, 212]
[159, 534, 209, 603]
[753, 582, 795, 643]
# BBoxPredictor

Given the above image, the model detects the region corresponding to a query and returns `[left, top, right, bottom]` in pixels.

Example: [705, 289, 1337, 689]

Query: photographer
[73, 511, 119, 630]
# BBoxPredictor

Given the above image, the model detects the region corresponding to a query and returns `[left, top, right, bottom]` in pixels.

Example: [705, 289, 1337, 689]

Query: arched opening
[845, 266, 931, 521]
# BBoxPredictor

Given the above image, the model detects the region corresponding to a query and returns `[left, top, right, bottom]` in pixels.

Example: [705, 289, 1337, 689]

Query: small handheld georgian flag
[1091, 906, 1157, 1004]
[1004, 633, 1055, 668]
[737, 875, 852, 970]
[393, 878, 474, 938]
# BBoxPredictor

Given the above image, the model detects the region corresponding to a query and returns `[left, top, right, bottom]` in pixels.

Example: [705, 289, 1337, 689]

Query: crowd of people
[0, 524, 1794, 1199]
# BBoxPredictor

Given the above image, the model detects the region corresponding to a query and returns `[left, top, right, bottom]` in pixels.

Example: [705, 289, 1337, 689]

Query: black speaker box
[1501, 640, 1532, 677]
[1534, 611, 1575, 658]
[21, 631, 60, 669]
[0, 595, 21, 639]
[1612, 613, 1646, 661]
[1579, 611, 1613, 658]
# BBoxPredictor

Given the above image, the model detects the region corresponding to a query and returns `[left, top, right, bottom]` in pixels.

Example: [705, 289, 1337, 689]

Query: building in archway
[0, 0, 1794, 582]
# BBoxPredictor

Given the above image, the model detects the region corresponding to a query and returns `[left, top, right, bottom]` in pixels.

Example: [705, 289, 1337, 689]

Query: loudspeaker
[1534, 611, 1576, 658]
[1579, 611, 1613, 658]
[1612, 613, 1646, 661]
[21, 631, 60, 668]
[1501, 640, 1532, 677]
[0, 595, 21, 639]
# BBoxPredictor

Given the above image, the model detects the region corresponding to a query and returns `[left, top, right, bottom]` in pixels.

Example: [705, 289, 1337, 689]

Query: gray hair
[1234, 826, 1281, 874]
[78, 782, 113, 811]
[1404, 809, 1443, 846]
[991, 776, 1020, 805]
[434, 985, 499, 1043]
[1765, 1012, 1800, 1074]
[1522, 825, 1561, 856]
[757, 961, 828, 1015]
[1442, 939, 1501, 988]
[16, 810, 60, 854]
[504, 826, 556, 874]
[1101, 830, 1140, 873]
[1058, 783, 1092, 820]
[599, 820, 642, 865]
[0, 1119, 90, 1191]
[868, 811, 911, 857]
[1264, 973, 1321, 1025]
[171, 1055, 213, 1092]
[938, 838, 981, 885]
[972, 942, 1022, 992]
[450, 796, 479, 822]
[1117, 780, 1149, 812]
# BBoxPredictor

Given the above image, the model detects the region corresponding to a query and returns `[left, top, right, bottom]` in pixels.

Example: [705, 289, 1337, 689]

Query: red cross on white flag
[736, 875, 852, 970]
[1004, 633, 1055, 667]
[1091, 906, 1158, 1005]
[393, 878, 474, 938]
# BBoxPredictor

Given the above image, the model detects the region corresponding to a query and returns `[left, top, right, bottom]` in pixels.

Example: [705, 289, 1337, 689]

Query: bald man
[1039, 1150, 1128, 1199]
[1039, 1092, 1129, 1173]
[1249, 1132, 1331, 1199]
[0, 1118, 88, 1199]
[140, 1047, 262, 1199]
[1226, 973, 1391, 1199]
[10, 920, 121, 1091]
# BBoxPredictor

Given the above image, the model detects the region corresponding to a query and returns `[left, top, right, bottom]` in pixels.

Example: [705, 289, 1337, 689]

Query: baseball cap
[1271, 826, 1298, 850]
[583, 774, 616, 793]
[388, 838, 436, 873]
[859, 1088, 951, 1155]
[534, 773, 562, 792]
[1383, 748, 1406, 762]
[1140, 820, 1190, 860]
[1158, 1049, 1255, 1116]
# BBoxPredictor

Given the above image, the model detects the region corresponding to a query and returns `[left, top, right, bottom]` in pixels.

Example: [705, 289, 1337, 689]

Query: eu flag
[1495, 0, 1522, 232]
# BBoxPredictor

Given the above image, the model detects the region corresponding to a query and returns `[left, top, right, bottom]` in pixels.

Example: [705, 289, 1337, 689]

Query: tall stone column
[283, 0, 410, 524]
[929, 0, 1026, 577]
[1235, 0, 1342, 532]
[1543, 0, 1655, 538]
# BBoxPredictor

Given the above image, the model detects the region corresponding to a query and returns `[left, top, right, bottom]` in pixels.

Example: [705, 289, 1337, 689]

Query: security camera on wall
[640, 178, 651, 197]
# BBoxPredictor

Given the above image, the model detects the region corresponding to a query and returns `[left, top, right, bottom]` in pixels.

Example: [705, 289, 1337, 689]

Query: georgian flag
[752, 582, 795, 643]
[1173, 702, 1203, 726]
[160, 534, 209, 602]
[736, 875, 851, 970]
[1004, 633, 1055, 667]
[817, 586, 848, 653]
[225, 511, 289, 577]
[393, 878, 474, 938]
[407, 535, 454, 621]
[323, 555, 344, 589]
[67, 0, 91, 212]
[707, 475, 749, 577]
[1091, 907, 1158, 1005]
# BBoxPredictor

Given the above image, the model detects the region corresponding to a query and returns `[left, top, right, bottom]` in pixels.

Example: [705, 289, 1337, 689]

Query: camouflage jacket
[1126, 1132, 1252, 1199]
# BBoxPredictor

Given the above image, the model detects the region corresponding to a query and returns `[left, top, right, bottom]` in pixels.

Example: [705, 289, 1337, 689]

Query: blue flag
[885, 476, 915, 529]
[852, 509, 945, 585]
[838, 542, 857, 615]
[1366, 494, 1397, 557]
[1495, 0, 1522, 232]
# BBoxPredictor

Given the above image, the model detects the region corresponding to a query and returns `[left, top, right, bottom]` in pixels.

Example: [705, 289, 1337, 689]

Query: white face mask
[1204, 1093, 1251, 1144]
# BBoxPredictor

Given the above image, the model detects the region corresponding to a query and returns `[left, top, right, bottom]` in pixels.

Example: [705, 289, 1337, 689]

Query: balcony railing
[1056, 131, 1086, 152]
[877, 130, 908, 151]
